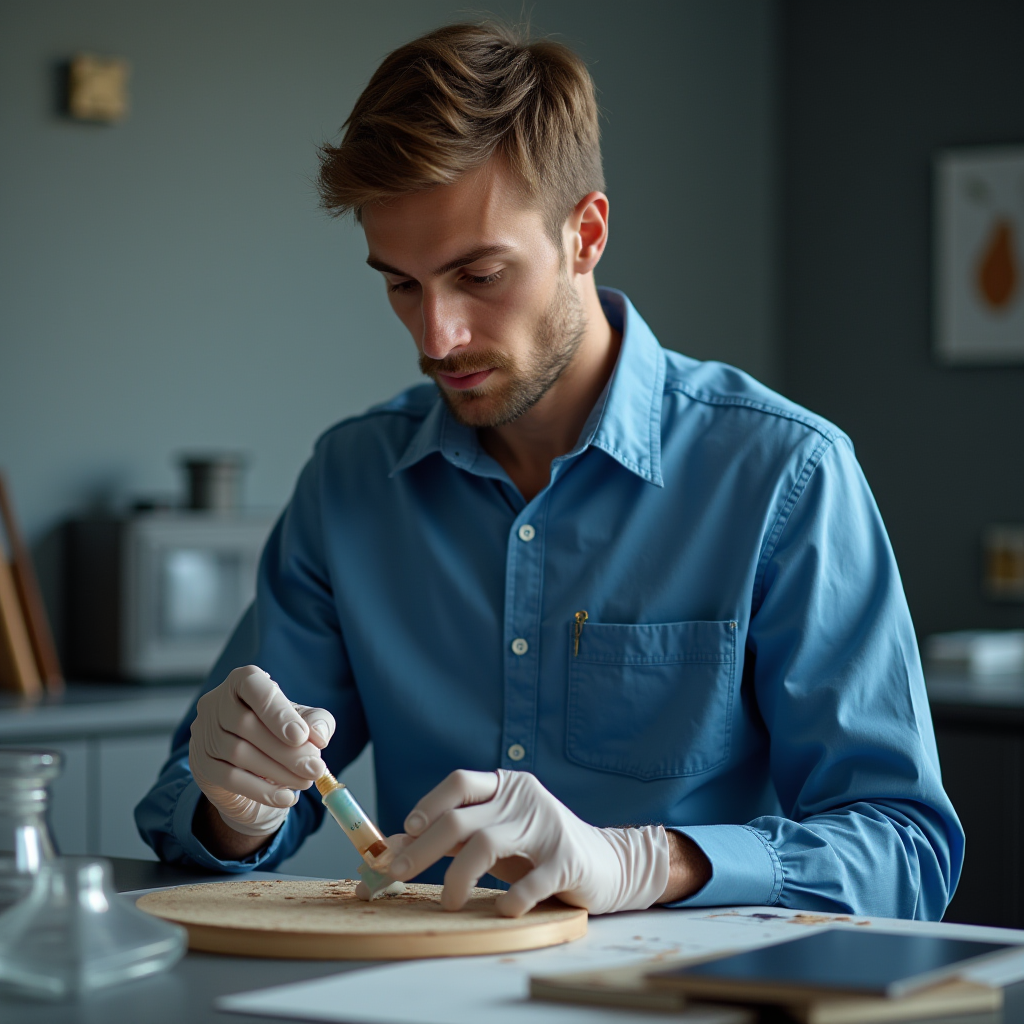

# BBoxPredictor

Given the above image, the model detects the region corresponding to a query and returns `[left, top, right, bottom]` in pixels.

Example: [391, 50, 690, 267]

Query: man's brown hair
[317, 23, 604, 236]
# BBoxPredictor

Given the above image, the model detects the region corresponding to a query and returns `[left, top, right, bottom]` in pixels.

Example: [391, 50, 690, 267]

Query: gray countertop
[0, 683, 197, 741]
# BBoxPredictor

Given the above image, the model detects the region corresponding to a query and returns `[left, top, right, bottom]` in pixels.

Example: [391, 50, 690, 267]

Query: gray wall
[0, 0, 779, 648]
[781, 0, 1024, 638]
[564, 1, 778, 384]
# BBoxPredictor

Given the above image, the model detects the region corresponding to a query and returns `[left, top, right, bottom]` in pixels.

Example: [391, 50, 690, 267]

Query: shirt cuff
[171, 778, 292, 872]
[665, 824, 783, 908]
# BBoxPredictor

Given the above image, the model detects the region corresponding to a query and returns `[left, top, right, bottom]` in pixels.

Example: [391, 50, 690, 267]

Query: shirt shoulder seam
[663, 380, 841, 443]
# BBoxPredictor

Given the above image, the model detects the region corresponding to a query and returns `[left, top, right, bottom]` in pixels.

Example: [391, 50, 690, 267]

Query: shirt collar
[391, 287, 664, 487]
[587, 288, 665, 486]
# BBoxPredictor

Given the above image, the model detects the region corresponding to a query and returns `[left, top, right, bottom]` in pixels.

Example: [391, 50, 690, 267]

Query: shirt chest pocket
[566, 619, 738, 780]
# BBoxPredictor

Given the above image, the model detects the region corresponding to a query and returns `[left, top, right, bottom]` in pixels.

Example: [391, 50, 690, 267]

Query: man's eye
[388, 279, 416, 293]
[464, 271, 503, 286]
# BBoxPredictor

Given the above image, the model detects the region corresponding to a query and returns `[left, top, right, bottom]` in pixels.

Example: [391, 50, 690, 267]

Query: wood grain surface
[136, 878, 588, 960]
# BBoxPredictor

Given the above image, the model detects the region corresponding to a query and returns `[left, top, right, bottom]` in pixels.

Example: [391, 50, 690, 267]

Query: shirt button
[518, 524, 536, 542]
[511, 638, 529, 656]
[507, 743, 526, 762]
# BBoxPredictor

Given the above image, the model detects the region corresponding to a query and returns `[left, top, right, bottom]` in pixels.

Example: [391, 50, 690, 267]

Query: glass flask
[0, 748, 61, 911]
[0, 857, 187, 999]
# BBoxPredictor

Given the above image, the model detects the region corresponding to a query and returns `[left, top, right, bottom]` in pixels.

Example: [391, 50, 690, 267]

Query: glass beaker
[0, 857, 187, 999]
[0, 749, 61, 910]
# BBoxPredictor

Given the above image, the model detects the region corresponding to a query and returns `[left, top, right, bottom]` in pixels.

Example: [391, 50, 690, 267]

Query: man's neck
[479, 282, 621, 502]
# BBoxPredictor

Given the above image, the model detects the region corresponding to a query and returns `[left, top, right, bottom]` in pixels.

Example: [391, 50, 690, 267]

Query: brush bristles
[315, 771, 341, 796]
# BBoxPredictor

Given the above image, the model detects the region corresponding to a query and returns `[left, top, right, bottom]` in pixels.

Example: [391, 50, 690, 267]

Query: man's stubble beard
[418, 275, 588, 429]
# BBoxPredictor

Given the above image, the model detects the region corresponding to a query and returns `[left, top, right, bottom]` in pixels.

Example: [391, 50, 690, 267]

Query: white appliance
[67, 511, 275, 681]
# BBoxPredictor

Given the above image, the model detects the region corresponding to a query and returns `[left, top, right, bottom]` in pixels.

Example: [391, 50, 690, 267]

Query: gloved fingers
[440, 826, 526, 911]
[207, 787, 290, 837]
[215, 761, 299, 807]
[202, 726, 320, 790]
[210, 702, 325, 781]
[227, 666, 311, 747]
[389, 800, 500, 882]
[496, 860, 567, 918]
[203, 785, 260, 823]
[293, 705, 336, 749]
[403, 769, 500, 836]
[191, 738, 299, 808]
[208, 787, 278, 824]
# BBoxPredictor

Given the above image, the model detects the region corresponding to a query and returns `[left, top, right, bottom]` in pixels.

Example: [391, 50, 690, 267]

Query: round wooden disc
[136, 879, 588, 960]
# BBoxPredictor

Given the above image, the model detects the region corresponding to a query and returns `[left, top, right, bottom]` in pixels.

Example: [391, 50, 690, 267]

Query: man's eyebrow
[432, 244, 513, 276]
[365, 244, 514, 279]
[366, 255, 408, 276]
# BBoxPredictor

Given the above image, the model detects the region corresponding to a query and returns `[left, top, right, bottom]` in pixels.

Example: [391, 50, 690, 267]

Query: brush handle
[321, 784, 392, 868]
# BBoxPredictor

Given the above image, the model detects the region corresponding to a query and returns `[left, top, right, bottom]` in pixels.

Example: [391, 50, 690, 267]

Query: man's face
[361, 160, 587, 428]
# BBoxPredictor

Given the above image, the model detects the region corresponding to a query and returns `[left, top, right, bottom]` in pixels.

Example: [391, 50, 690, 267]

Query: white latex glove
[189, 665, 336, 837]
[387, 769, 670, 917]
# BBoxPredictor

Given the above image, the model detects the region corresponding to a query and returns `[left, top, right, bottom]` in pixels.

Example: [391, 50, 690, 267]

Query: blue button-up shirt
[137, 289, 963, 919]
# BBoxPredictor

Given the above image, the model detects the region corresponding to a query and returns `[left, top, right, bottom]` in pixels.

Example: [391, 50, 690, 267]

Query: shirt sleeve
[134, 451, 370, 871]
[667, 436, 964, 920]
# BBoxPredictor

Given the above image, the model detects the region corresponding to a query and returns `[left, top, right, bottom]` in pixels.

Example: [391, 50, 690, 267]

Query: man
[137, 23, 963, 920]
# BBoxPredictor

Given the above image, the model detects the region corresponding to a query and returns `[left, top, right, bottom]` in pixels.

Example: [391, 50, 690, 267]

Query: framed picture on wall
[934, 146, 1024, 364]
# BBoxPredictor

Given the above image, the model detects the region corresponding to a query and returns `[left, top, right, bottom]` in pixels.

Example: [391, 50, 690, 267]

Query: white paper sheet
[218, 956, 751, 1024]
[215, 905, 1024, 1024]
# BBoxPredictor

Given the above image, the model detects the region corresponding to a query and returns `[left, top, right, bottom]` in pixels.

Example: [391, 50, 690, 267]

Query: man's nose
[419, 292, 470, 360]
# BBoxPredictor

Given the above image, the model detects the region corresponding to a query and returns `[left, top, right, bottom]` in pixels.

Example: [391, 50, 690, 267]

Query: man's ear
[565, 192, 610, 277]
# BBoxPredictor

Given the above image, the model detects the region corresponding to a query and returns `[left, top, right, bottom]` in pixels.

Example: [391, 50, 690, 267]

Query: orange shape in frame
[976, 217, 1018, 310]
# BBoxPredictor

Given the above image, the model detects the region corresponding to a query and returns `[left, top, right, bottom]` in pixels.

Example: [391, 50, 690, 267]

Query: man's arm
[658, 830, 712, 903]
[134, 662, 336, 873]
[193, 794, 273, 860]
[663, 437, 964, 919]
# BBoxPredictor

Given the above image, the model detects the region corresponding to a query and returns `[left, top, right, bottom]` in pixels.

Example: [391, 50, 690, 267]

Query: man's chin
[434, 381, 529, 429]
[440, 390, 506, 429]
[428, 366, 547, 430]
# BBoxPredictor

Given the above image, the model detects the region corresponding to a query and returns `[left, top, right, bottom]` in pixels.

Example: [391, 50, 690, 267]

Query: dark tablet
[648, 928, 1017, 1001]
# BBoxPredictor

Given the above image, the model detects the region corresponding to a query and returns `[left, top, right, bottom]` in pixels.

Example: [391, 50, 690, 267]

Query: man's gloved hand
[189, 665, 336, 837]
[386, 769, 671, 917]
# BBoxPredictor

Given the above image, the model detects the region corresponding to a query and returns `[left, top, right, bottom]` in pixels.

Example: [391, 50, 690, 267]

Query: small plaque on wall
[934, 146, 1024, 364]
[67, 52, 130, 123]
